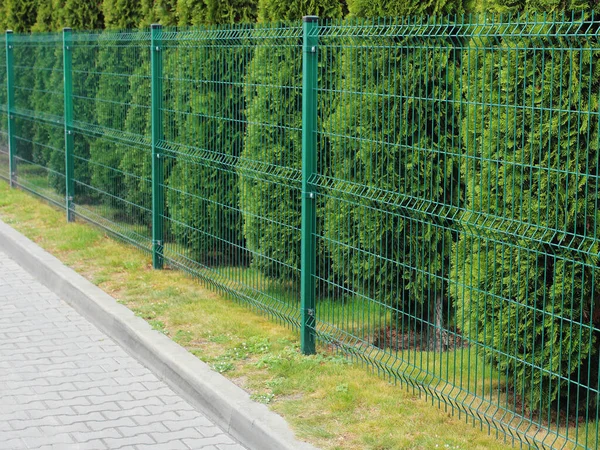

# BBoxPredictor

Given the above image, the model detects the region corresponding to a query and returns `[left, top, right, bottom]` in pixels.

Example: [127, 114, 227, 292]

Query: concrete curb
[0, 218, 318, 450]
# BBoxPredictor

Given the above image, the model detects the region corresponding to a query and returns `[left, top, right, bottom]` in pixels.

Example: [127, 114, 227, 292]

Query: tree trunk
[429, 293, 449, 351]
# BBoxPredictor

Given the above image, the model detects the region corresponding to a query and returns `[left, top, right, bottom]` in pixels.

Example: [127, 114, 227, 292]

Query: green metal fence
[8, 32, 64, 204]
[0, 33, 7, 183]
[158, 23, 305, 326]
[69, 28, 153, 249]
[3, 13, 600, 449]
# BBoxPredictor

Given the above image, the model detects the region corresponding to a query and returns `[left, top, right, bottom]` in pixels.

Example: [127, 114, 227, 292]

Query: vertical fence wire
[2, 13, 600, 449]
[10, 32, 64, 206]
[69, 29, 153, 251]
[313, 15, 600, 449]
[158, 24, 303, 327]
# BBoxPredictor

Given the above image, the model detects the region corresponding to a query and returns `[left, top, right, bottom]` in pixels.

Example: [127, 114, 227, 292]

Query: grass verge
[0, 180, 511, 450]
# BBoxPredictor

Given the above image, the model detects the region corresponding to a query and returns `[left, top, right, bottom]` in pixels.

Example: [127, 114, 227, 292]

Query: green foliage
[31, 0, 62, 31]
[88, 38, 132, 205]
[4, 0, 102, 32]
[118, 52, 152, 226]
[102, 0, 143, 29]
[140, 0, 178, 26]
[166, 1, 258, 266]
[483, 0, 596, 13]
[4, 0, 38, 32]
[257, 0, 346, 22]
[0, 0, 6, 31]
[60, 0, 105, 29]
[347, 0, 465, 17]
[28, 3, 103, 212]
[70, 37, 102, 202]
[176, 0, 258, 27]
[204, 0, 259, 23]
[12, 40, 38, 165]
[324, 0, 466, 329]
[30, 39, 65, 194]
[454, 7, 600, 413]
[239, 0, 344, 284]
[38, 0, 105, 198]
[176, 0, 206, 25]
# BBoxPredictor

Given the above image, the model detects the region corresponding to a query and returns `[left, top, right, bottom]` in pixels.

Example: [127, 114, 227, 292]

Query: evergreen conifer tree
[4, 0, 38, 31]
[176, 0, 206, 26]
[102, 0, 144, 29]
[8, 0, 40, 173]
[453, 0, 600, 412]
[58, 0, 105, 207]
[323, 0, 466, 349]
[238, 0, 344, 285]
[28, 0, 67, 196]
[60, 0, 105, 29]
[87, 0, 142, 213]
[165, 0, 258, 266]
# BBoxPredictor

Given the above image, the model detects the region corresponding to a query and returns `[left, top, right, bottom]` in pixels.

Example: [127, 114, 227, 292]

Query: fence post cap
[303, 16, 319, 23]
[63, 27, 72, 32]
[5, 30, 12, 34]
[151, 24, 162, 29]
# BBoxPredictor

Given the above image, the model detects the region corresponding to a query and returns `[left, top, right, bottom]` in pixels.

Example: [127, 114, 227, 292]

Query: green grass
[0, 179, 578, 450]
[9, 162, 64, 206]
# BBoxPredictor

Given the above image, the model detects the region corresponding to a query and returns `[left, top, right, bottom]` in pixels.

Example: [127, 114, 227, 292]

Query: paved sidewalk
[0, 251, 248, 450]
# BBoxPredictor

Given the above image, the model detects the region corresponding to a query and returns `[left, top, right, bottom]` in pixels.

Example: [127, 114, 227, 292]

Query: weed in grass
[251, 392, 275, 404]
[212, 361, 235, 374]
[336, 383, 349, 393]
[149, 320, 169, 335]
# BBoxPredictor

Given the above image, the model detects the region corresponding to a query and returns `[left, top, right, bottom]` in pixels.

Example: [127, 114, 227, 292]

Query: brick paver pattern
[0, 251, 248, 450]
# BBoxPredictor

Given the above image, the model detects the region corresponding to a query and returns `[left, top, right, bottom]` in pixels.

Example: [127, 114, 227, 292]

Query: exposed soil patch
[373, 326, 470, 352]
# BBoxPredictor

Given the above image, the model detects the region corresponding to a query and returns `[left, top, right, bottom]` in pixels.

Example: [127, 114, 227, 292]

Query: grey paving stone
[0, 251, 248, 450]
[217, 444, 249, 450]
[86, 417, 137, 431]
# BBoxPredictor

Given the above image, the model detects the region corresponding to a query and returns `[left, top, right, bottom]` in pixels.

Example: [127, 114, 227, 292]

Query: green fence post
[5, 30, 15, 188]
[63, 27, 74, 221]
[301, 16, 318, 355]
[151, 24, 164, 269]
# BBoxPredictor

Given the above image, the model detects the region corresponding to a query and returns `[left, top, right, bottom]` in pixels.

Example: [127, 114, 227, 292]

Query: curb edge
[0, 218, 318, 450]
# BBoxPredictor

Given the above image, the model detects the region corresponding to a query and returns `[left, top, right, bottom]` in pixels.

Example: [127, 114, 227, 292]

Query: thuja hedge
[119, 47, 152, 226]
[33, 0, 104, 194]
[322, 0, 466, 343]
[165, 0, 257, 265]
[453, 1, 600, 413]
[238, 0, 344, 285]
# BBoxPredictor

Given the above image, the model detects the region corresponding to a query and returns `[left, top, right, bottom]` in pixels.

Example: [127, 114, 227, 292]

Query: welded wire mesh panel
[314, 14, 600, 448]
[159, 24, 302, 326]
[0, 35, 8, 182]
[4, 14, 600, 449]
[11, 33, 64, 205]
[70, 30, 153, 251]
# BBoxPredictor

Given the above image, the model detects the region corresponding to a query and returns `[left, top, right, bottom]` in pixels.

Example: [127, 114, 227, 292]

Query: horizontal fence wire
[158, 23, 303, 327]
[2, 12, 600, 449]
[11, 33, 64, 206]
[314, 14, 600, 449]
[70, 29, 153, 251]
